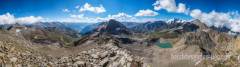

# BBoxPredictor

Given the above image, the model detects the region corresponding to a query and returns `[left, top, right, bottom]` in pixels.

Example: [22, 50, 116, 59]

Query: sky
[0, 0, 240, 32]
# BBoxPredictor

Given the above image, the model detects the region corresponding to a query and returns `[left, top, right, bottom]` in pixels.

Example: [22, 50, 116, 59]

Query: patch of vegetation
[214, 63, 231, 67]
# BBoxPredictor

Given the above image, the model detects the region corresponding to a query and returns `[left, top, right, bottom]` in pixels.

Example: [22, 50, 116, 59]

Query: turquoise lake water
[155, 41, 173, 48]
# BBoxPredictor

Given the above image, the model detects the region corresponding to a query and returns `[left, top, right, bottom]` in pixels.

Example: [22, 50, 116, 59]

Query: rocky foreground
[0, 32, 143, 67]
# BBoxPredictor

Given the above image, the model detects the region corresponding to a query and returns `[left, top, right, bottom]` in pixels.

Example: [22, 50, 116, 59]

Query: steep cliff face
[184, 31, 216, 55]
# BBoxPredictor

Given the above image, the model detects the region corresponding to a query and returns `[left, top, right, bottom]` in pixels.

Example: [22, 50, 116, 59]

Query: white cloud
[75, 5, 80, 9]
[62, 12, 159, 23]
[107, 13, 138, 22]
[70, 14, 84, 19]
[64, 13, 135, 23]
[62, 9, 70, 13]
[79, 3, 106, 14]
[153, 0, 188, 13]
[16, 16, 43, 24]
[0, 13, 44, 24]
[107, 13, 133, 20]
[230, 19, 240, 32]
[0, 13, 15, 24]
[190, 9, 202, 19]
[59, 14, 102, 23]
[190, 9, 240, 32]
[106, 13, 159, 22]
[135, 9, 158, 16]
[107, 12, 159, 23]
[177, 3, 187, 13]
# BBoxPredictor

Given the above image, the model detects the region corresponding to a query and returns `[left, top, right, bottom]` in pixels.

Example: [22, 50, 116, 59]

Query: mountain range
[0, 19, 240, 67]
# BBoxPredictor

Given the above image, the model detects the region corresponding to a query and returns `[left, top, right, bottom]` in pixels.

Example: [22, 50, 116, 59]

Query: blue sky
[0, 0, 240, 28]
[0, 0, 239, 21]
[0, 0, 230, 20]
[0, 0, 160, 20]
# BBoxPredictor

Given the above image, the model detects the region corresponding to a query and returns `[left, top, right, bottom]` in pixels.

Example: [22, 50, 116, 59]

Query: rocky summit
[0, 19, 240, 67]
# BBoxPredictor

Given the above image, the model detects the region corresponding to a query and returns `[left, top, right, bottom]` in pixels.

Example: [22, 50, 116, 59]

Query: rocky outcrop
[184, 31, 216, 56]
[71, 42, 143, 67]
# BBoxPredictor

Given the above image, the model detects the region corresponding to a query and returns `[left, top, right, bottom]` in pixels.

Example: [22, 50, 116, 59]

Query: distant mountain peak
[167, 18, 185, 23]
[191, 19, 208, 30]
[108, 19, 118, 22]
[131, 20, 168, 33]
[96, 19, 131, 35]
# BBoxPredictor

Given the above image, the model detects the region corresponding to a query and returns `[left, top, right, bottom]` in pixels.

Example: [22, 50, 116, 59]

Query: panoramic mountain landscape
[1, 0, 240, 67]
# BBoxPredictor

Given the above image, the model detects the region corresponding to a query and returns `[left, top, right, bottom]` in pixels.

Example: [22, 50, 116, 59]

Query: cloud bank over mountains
[0, 13, 43, 24]
[60, 13, 158, 23]
[152, 0, 240, 32]
[190, 9, 240, 32]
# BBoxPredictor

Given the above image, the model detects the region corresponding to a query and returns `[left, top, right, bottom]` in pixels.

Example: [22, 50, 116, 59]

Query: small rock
[91, 54, 99, 59]
[10, 57, 17, 62]
[100, 51, 108, 58]
[99, 58, 109, 66]
[74, 61, 85, 65]
[0, 53, 5, 56]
